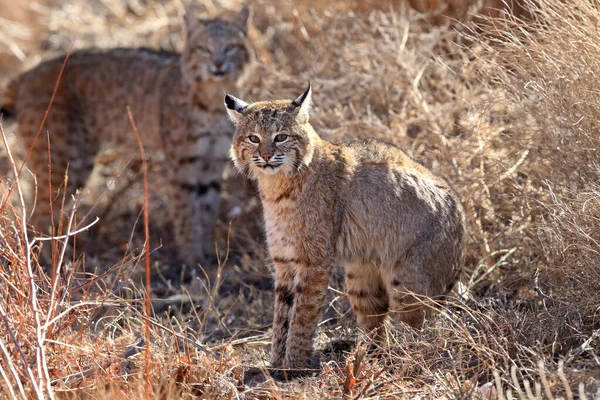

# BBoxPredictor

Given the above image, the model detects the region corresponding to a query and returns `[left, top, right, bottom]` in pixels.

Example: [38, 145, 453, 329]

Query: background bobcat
[226, 85, 465, 371]
[0, 5, 255, 266]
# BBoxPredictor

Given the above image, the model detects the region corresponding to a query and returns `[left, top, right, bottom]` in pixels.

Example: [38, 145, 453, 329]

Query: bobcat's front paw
[268, 367, 317, 382]
[283, 349, 313, 371]
[265, 351, 318, 381]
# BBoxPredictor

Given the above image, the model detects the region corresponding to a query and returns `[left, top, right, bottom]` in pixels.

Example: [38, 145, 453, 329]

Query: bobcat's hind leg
[345, 261, 389, 340]
[384, 261, 435, 329]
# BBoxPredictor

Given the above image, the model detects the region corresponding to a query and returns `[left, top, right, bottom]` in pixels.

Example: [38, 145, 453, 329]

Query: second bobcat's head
[226, 84, 316, 178]
[182, 5, 254, 86]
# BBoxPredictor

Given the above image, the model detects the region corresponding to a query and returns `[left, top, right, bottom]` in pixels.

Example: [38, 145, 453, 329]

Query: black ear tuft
[235, 4, 252, 32]
[224, 93, 248, 112]
[183, 8, 200, 36]
[224, 94, 236, 110]
[290, 82, 312, 123]
[225, 93, 249, 124]
[292, 82, 312, 108]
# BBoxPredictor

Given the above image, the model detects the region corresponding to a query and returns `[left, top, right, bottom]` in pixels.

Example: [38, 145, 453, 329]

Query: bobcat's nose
[261, 153, 272, 162]
[210, 62, 226, 76]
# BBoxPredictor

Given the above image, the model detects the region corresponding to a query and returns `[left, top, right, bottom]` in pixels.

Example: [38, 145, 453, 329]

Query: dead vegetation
[1, 0, 599, 398]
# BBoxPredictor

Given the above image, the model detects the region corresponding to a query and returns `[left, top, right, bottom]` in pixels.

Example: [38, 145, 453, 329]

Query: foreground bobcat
[0, 6, 255, 265]
[226, 85, 465, 371]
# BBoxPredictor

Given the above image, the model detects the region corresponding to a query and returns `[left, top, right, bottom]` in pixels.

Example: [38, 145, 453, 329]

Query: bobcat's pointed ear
[225, 93, 249, 125]
[183, 9, 200, 37]
[234, 4, 252, 34]
[291, 82, 312, 123]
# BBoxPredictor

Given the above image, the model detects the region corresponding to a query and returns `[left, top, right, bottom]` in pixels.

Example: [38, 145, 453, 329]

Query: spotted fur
[1, 6, 256, 265]
[226, 85, 466, 370]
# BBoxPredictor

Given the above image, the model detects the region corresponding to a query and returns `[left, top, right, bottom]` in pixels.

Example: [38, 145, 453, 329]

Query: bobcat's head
[225, 84, 317, 178]
[182, 5, 255, 90]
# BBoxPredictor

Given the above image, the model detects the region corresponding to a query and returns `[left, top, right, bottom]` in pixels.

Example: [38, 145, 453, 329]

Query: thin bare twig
[31, 217, 100, 244]
[127, 106, 153, 396]
[1, 122, 49, 399]
[137, 313, 213, 357]
[0, 302, 27, 399]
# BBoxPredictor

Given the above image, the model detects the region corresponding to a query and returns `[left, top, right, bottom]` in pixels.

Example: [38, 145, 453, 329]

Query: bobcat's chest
[263, 202, 300, 262]
[169, 110, 233, 159]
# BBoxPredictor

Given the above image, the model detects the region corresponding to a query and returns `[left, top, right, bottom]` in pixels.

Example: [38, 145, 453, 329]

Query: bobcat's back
[7, 48, 179, 145]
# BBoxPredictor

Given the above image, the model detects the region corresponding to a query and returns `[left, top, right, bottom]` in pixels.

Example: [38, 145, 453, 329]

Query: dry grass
[467, 0, 600, 339]
[1, 0, 599, 398]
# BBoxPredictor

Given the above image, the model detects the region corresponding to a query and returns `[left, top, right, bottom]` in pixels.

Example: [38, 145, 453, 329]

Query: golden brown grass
[1, 0, 599, 398]
[467, 0, 600, 338]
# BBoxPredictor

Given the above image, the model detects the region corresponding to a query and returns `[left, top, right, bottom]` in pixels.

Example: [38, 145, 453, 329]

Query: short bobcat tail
[0, 76, 21, 122]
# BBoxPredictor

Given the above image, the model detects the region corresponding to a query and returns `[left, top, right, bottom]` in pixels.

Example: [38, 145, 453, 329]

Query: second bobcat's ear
[291, 83, 312, 123]
[234, 5, 252, 34]
[225, 93, 249, 125]
[183, 9, 200, 37]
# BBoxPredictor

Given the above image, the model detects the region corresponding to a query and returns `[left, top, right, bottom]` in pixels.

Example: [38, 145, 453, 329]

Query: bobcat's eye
[197, 46, 212, 56]
[248, 135, 260, 144]
[274, 133, 288, 143]
[224, 44, 240, 55]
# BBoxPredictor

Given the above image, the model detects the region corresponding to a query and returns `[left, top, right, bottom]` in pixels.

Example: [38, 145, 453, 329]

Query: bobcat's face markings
[226, 87, 315, 178]
[239, 128, 306, 176]
[183, 34, 250, 83]
[183, 6, 253, 85]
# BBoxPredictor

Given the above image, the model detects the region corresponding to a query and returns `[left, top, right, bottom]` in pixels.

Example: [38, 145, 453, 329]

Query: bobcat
[226, 85, 465, 371]
[0, 6, 255, 266]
